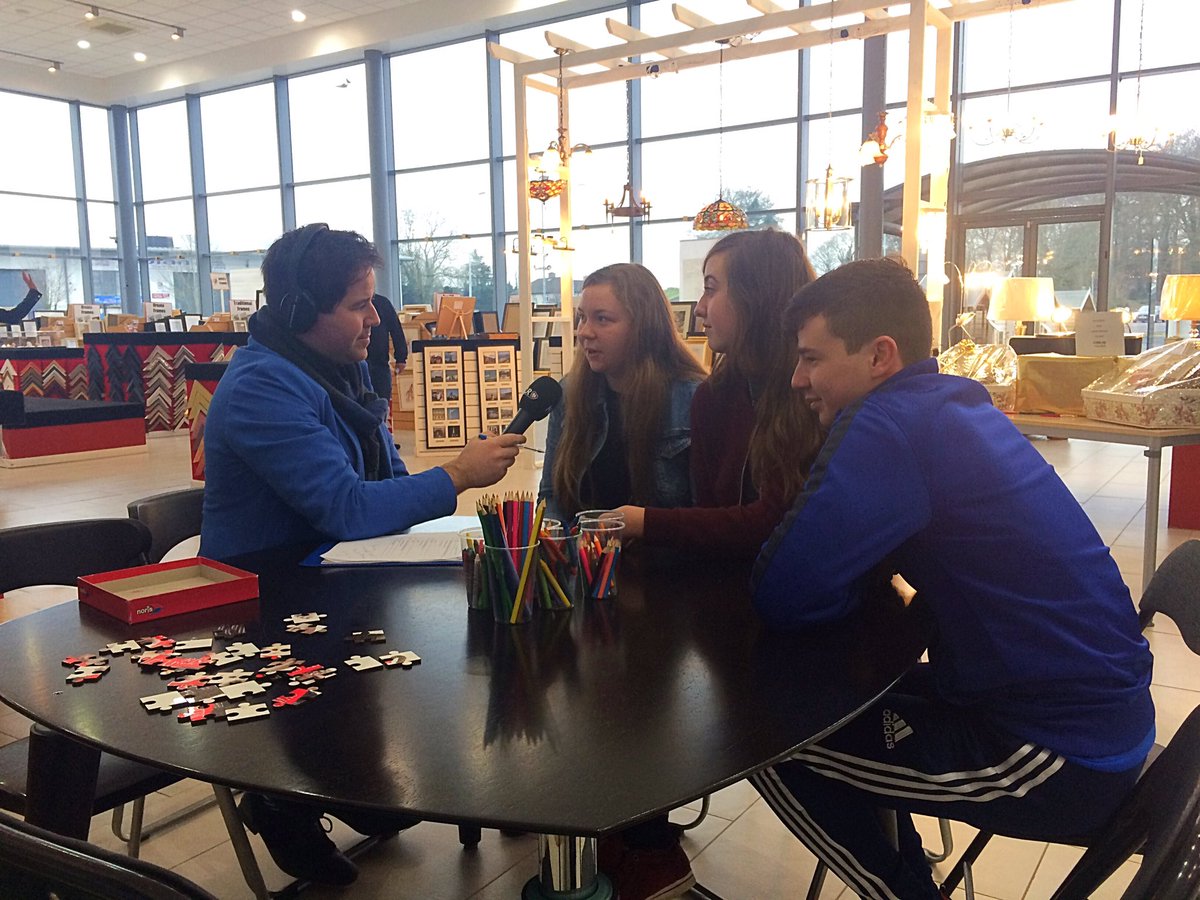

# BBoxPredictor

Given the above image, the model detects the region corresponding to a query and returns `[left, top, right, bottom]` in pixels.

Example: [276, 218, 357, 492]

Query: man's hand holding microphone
[440, 376, 562, 493]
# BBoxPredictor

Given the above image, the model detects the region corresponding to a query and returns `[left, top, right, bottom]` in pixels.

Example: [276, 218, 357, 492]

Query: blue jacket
[538, 375, 700, 523]
[199, 339, 456, 560]
[753, 358, 1154, 770]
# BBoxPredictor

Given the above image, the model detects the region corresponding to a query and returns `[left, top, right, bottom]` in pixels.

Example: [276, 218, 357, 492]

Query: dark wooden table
[0, 549, 931, 898]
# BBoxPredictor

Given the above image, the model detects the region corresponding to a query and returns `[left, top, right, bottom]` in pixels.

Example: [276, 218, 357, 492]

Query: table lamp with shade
[1159, 274, 1200, 339]
[990, 277, 1056, 343]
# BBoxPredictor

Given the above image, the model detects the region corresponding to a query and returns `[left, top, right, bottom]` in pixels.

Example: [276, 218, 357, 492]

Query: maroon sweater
[642, 377, 792, 558]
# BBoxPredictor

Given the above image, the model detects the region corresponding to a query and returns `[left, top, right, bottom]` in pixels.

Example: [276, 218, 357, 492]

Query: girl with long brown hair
[539, 263, 706, 523]
[618, 229, 823, 556]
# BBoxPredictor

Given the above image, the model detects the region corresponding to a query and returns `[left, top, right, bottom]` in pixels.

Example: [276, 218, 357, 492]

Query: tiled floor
[1, 431, 1197, 899]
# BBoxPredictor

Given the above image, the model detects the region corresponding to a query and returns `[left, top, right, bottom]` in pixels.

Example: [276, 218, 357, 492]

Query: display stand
[412, 338, 522, 457]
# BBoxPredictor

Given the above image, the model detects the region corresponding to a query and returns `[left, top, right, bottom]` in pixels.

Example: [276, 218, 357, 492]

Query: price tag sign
[1075, 311, 1126, 357]
[210, 272, 231, 291]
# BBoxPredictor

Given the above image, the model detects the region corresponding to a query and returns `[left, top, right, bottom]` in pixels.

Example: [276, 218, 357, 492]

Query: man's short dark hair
[785, 257, 932, 366]
[261, 226, 382, 315]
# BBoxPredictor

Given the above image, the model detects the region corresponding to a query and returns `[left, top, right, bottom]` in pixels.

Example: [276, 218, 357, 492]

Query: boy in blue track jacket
[750, 258, 1153, 900]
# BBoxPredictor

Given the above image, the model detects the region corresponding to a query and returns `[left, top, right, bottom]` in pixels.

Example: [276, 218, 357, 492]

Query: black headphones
[275, 223, 329, 333]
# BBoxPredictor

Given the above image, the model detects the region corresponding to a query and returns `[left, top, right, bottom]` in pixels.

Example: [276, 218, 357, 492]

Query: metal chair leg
[924, 816, 955, 863]
[212, 785, 270, 900]
[806, 861, 828, 900]
[677, 795, 711, 831]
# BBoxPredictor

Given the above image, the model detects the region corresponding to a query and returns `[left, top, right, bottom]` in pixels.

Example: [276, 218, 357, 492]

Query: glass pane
[148, 257, 201, 314]
[398, 235, 499, 308]
[807, 230, 857, 276]
[642, 214, 798, 298]
[1115, 70, 1200, 148]
[91, 259, 122, 307]
[392, 40, 488, 169]
[0, 195, 80, 248]
[643, 123, 798, 220]
[207, 190, 283, 253]
[396, 163, 491, 237]
[808, 41, 864, 116]
[960, 82, 1112, 164]
[1120, 0, 1194, 72]
[885, 28, 940, 108]
[137, 101, 193, 201]
[1036, 220, 1100, 300]
[804, 115, 862, 204]
[88, 201, 118, 250]
[289, 64, 368, 182]
[0, 257, 86, 311]
[962, 225, 1024, 339]
[961, 0, 1112, 93]
[143, 199, 196, 255]
[640, 40, 799, 136]
[0, 91, 74, 196]
[80, 104, 114, 202]
[211, 253, 267, 304]
[202, 83, 279, 192]
[1113, 191, 1199, 348]
[500, 10, 628, 155]
[293, 178, 373, 239]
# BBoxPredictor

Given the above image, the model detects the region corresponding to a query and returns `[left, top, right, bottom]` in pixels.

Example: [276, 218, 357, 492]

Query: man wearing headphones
[199, 226, 523, 884]
[201, 224, 523, 562]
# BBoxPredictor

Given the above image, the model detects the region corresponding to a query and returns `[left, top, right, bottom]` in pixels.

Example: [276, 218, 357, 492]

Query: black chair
[942, 539, 1200, 898]
[0, 807, 216, 900]
[127, 487, 205, 564]
[0, 518, 179, 856]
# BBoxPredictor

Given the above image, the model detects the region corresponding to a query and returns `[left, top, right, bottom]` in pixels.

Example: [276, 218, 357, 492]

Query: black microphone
[503, 375, 562, 435]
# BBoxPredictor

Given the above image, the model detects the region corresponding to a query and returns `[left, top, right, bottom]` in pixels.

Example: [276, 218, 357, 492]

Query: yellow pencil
[510, 498, 547, 623]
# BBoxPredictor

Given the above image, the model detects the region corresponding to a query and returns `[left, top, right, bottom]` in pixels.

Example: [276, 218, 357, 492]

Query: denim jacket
[539, 374, 701, 523]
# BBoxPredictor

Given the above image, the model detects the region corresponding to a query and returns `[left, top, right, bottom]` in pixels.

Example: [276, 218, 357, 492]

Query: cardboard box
[1081, 387, 1200, 429]
[78, 557, 259, 624]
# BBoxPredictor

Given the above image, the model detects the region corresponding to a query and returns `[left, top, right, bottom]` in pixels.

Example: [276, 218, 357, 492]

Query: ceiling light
[133, 51, 146, 62]
[172, 27, 184, 40]
[84, 5, 99, 19]
[77, 39, 91, 49]
[48, 61, 61, 73]
[291, 10, 307, 23]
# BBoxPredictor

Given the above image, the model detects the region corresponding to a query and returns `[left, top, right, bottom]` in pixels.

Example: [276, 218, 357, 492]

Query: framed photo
[475, 341, 520, 432]
[421, 345, 467, 450]
[478, 311, 500, 334]
[502, 302, 520, 333]
[684, 335, 713, 372]
[669, 302, 696, 337]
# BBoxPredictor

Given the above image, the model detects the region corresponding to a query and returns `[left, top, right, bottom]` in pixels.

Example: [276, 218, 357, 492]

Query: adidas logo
[882, 709, 913, 749]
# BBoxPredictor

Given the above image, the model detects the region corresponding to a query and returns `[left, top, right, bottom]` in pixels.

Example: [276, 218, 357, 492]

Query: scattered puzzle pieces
[283, 613, 327, 626]
[172, 638, 213, 652]
[272, 687, 321, 708]
[62, 653, 104, 667]
[285, 623, 327, 634]
[177, 703, 220, 725]
[379, 650, 422, 669]
[140, 691, 189, 713]
[66, 664, 110, 685]
[222, 701, 270, 724]
[224, 642, 260, 658]
[219, 680, 267, 701]
[346, 630, 385, 645]
[288, 666, 337, 687]
[206, 651, 248, 668]
[139, 635, 175, 650]
[258, 643, 292, 660]
[102, 640, 142, 656]
[136, 650, 179, 669]
[254, 659, 305, 681]
[344, 654, 384, 672]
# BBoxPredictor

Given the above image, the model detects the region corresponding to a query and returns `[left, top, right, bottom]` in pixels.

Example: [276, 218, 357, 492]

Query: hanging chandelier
[693, 43, 748, 233]
[969, 0, 1041, 146]
[529, 47, 590, 190]
[1111, 0, 1171, 165]
[605, 183, 651, 221]
[805, 9, 852, 231]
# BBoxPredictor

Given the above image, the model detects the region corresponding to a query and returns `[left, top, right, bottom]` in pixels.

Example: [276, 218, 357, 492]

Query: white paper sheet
[320, 515, 478, 565]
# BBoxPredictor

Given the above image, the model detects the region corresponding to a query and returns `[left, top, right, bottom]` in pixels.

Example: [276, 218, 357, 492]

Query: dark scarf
[249, 307, 391, 481]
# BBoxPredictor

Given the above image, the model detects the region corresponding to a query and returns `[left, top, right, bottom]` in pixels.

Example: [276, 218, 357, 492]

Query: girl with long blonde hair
[539, 263, 706, 522]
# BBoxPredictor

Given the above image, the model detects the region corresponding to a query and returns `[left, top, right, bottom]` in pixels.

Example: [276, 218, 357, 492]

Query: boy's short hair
[785, 257, 932, 366]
